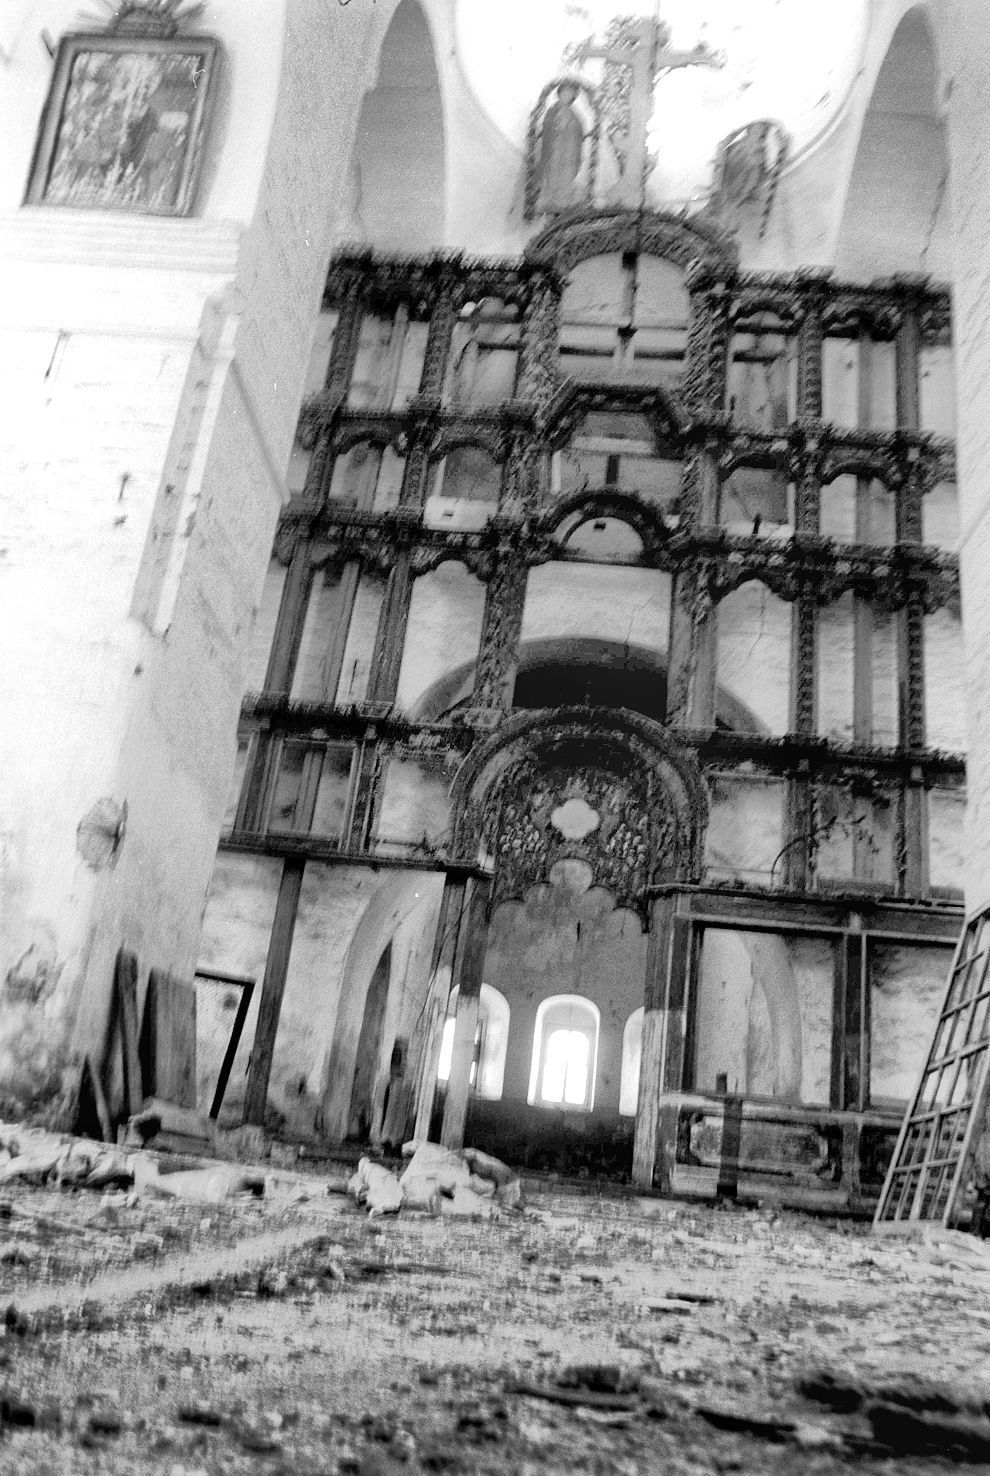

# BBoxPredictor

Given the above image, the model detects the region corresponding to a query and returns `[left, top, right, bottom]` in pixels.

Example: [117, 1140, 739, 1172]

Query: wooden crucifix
[568, 16, 723, 207]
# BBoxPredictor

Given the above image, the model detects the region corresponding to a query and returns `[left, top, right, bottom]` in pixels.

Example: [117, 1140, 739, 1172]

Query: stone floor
[3, 1163, 990, 1473]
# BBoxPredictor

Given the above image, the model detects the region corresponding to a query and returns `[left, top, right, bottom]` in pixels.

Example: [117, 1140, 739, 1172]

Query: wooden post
[833, 923, 866, 1111]
[112, 948, 143, 1119]
[440, 876, 492, 1150]
[263, 542, 313, 696]
[472, 550, 528, 712]
[655, 912, 694, 1192]
[632, 894, 676, 1188]
[366, 551, 413, 706]
[665, 573, 696, 726]
[243, 858, 305, 1126]
[412, 876, 467, 1141]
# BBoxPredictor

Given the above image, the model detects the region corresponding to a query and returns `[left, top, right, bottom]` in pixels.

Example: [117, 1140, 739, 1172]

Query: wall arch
[319, 870, 444, 1142]
[343, 0, 446, 252]
[835, 6, 949, 279]
[526, 207, 737, 277]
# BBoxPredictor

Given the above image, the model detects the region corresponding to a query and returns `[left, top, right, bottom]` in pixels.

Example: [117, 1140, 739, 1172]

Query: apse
[344, 0, 446, 251]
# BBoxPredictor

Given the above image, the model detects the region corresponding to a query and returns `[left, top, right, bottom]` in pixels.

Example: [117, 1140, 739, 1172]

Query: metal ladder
[874, 903, 990, 1231]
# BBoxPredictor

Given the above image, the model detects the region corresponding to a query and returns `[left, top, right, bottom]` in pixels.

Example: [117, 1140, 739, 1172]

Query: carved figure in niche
[709, 120, 788, 240]
[535, 82, 587, 214]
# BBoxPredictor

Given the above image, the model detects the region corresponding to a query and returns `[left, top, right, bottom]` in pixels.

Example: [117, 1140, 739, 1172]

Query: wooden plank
[412, 879, 465, 1142]
[263, 544, 313, 695]
[440, 877, 491, 1150]
[139, 968, 197, 1108]
[114, 948, 143, 1119]
[77, 1054, 113, 1143]
[243, 858, 305, 1126]
[632, 895, 675, 1189]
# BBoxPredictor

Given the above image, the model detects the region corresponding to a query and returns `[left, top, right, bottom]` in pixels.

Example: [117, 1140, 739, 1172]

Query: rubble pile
[347, 1140, 523, 1218]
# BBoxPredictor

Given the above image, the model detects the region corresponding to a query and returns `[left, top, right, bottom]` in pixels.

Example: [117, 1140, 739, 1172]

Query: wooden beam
[413, 878, 466, 1141]
[631, 894, 676, 1188]
[113, 948, 143, 1119]
[243, 858, 305, 1126]
[263, 543, 313, 696]
[440, 876, 491, 1150]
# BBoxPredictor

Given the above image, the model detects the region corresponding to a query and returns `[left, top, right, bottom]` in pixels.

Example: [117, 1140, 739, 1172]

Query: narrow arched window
[528, 995, 600, 1111]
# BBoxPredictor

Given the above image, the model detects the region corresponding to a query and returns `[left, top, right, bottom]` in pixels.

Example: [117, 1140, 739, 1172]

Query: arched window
[528, 994, 600, 1111]
[436, 983, 509, 1100]
[619, 1007, 644, 1116]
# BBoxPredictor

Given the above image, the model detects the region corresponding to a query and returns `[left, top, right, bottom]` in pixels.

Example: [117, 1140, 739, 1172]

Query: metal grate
[874, 904, 990, 1230]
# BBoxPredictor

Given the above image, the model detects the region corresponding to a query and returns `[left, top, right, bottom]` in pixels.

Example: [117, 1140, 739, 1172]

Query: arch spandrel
[450, 708, 708, 920]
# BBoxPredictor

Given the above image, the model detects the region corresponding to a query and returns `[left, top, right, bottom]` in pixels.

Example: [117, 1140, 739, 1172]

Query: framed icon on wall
[25, 9, 220, 217]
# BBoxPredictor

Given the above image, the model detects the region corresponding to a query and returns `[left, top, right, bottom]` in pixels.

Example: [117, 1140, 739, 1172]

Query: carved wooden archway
[450, 707, 707, 923]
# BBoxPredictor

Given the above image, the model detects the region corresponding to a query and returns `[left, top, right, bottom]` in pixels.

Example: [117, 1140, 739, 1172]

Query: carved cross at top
[565, 13, 722, 207]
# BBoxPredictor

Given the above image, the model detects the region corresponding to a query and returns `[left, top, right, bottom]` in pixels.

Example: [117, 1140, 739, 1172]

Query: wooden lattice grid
[874, 904, 990, 1230]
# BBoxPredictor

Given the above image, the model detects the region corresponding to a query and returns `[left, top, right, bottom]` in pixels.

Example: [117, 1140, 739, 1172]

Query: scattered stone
[865, 1402, 990, 1461]
[695, 1404, 796, 1442]
[348, 1159, 403, 1216]
[177, 1399, 225, 1427]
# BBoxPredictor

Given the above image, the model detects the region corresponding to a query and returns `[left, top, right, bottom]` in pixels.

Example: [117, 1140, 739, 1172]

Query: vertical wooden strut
[440, 875, 492, 1150]
[243, 858, 306, 1126]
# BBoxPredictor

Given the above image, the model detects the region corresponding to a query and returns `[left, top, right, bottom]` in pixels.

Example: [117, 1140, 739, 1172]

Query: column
[418, 262, 460, 400]
[631, 894, 676, 1188]
[471, 546, 528, 713]
[412, 874, 468, 1141]
[783, 594, 816, 891]
[683, 265, 731, 419]
[654, 911, 693, 1192]
[440, 876, 492, 1149]
[243, 857, 306, 1126]
[518, 266, 561, 410]
[893, 286, 929, 895]
[366, 547, 414, 706]
[236, 536, 313, 832]
[302, 274, 365, 503]
[795, 272, 828, 532]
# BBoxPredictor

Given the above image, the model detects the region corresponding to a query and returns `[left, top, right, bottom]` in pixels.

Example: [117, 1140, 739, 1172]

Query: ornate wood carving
[518, 268, 562, 413]
[234, 246, 962, 905]
[471, 544, 529, 714]
[451, 710, 707, 919]
[684, 265, 731, 419]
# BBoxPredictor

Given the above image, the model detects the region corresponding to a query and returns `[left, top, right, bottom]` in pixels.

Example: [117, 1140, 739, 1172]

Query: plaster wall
[0, 0, 404, 1113]
[715, 583, 792, 735]
[520, 564, 671, 657]
[694, 929, 833, 1107]
[195, 851, 283, 1119]
[947, 0, 990, 907]
[396, 563, 486, 717]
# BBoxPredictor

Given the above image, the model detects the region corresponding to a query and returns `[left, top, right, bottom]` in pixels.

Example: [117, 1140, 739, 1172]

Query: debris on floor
[346, 1141, 523, 1218]
[4, 1119, 990, 1473]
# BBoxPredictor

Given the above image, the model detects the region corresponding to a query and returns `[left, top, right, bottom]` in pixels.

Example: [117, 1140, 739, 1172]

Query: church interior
[3, 0, 989, 1218]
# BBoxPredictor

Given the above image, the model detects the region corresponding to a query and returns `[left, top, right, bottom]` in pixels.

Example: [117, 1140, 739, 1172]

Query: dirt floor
[4, 1159, 990, 1474]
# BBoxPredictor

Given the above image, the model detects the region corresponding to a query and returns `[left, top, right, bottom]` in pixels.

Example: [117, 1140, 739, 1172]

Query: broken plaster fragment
[348, 1158, 403, 1215]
